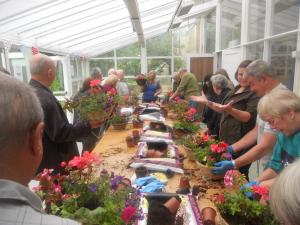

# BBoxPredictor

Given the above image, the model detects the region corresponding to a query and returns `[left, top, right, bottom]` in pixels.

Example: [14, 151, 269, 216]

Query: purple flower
[89, 183, 97, 192]
[110, 176, 124, 190]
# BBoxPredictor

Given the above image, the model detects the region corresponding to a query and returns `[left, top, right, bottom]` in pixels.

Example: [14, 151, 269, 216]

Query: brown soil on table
[93, 122, 228, 225]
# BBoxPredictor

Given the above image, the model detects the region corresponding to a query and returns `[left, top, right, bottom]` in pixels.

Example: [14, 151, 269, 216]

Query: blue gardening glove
[211, 160, 235, 175]
[241, 180, 260, 199]
[227, 145, 234, 155]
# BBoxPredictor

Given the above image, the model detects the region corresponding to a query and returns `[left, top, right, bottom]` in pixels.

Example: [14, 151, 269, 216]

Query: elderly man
[29, 54, 102, 173]
[0, 73, 80, 224]
[170, 68, 200, 101]
[116, 69, 130, 96]
[212, 60, 287, 177]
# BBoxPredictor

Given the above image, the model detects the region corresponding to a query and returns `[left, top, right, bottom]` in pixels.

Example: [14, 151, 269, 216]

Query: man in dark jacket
[29, 54, 102, 173]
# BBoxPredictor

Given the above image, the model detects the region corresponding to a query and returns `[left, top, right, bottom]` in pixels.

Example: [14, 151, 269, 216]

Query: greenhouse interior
[0, 0, 300, 225]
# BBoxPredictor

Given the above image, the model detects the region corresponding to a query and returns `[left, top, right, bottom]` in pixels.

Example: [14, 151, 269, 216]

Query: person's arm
[154, 81, 162, 96]
[170, 76, 187, 100]
[256, 168, 278, 183]
[234, 132, 277, 168]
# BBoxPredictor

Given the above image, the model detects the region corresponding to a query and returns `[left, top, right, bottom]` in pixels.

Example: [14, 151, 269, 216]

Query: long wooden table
[94, 120, 227, 225]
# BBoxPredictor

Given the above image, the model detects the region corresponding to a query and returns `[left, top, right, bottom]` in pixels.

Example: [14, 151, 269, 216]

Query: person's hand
[211, 160, 235, 174]
[216, 100, 234, 112]
[241, 180, 260, 199]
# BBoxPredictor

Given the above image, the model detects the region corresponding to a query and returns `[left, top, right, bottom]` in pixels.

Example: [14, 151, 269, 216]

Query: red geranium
[90, 79, 101, 87]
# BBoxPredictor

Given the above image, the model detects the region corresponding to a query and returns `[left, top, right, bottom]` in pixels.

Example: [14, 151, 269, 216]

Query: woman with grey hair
[270, 159, 300, 225]
[245, 88, 300, 188]
[192, 60, 259, 178]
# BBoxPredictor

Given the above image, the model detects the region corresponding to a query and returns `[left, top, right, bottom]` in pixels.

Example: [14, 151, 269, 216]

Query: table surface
[93, 118, 228, 225]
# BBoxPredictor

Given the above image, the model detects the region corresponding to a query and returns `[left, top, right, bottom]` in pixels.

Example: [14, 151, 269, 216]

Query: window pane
[50, 60, 65, 92]
[174, 57, 186, 72]
[248, 0, 266, 41]
[173, 23, 200, 56]
[116, 42, 140, 57]
[95, 51, 114, 58]
[147, 58, 171, 75]
[89, 59, 114, 77]
[221, 0, 242, 49]
[117, 59, 141, 76]
[270, 34, 297, 90]
[146, 33, 172, 56]
[158, 76, 172, 93]
[205, 10, 216, 53]
[272, 0, 299, 35]
[246, 42, 264, 60]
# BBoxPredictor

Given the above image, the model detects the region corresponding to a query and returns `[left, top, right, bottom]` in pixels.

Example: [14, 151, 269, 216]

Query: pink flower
[108, 88, 117, 96]
[187, 107, 197, 115]
[32, 185, 42, 191]
[252, 185, 269, 201]
[210, 143, 219, 153]
[60, 161, 66, 167]
[219, 142, 229, 150]
[224, 170, 240, 187]
[121, 206, 137, 223]
[54, 184, 61, 193]
[90, 79, 101, 87]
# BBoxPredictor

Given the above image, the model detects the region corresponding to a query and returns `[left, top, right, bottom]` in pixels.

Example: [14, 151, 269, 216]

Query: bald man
[29, 54, 102, 173]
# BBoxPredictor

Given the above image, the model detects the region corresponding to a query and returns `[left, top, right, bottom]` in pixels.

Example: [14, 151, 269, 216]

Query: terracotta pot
[132, 130, 140, 137]
[179, 176, 190, 189]
[135, 166, 147, 178]
[112, 122, 127, 130]
[163, 197, 181, 214]
[133, 120, 143, 128]
[125, 136, 135, 148]
[172, 129, 187, 139]
[201, 207, 216, 225]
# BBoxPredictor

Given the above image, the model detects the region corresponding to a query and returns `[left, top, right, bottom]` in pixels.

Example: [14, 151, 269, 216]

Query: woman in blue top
[142, 70, 162, 103]
[247, 89, 300, 188]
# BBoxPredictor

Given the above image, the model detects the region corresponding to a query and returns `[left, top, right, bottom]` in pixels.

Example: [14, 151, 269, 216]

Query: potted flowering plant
[213, 170, 279, 225]
[34, 152, 141, 225]
[135, 74, 147, 86]
[111, 110, 127, 130]
[64, 79, 120, 122]
[172, 107, 199, 138]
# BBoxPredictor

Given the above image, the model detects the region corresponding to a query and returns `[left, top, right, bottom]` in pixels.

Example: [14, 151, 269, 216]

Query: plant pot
[133, 120, 143, 128]
[201, 207, 216, 225]
[172, 128, 187, 139]
[163, 197, 181, 214]
[199, 162, 223, 181]
[179, 176, 190, 189]
[112, 122, 127, 130]
[125, 136, 135, 148]
[135, 166, 147, 178]
[132, 129, 140, 137]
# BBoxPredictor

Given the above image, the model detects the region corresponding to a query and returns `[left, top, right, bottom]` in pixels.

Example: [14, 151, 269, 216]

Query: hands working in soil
[211, 145, 235, 174]
[241, 180, 260, 199]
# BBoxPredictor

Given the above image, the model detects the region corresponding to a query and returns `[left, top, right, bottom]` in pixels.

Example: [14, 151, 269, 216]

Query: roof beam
[123, 0, 145, 47]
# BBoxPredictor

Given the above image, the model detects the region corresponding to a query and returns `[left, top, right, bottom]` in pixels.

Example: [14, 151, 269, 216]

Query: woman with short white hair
[248, 88, 300, 188]
[270, 159, 300, 225]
